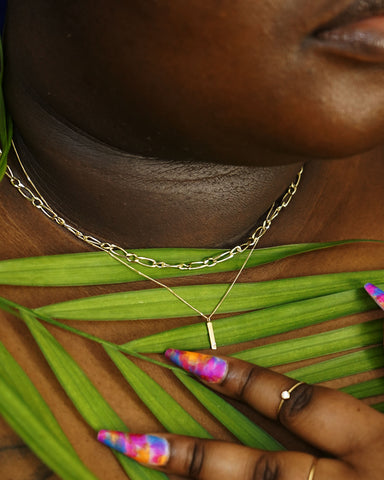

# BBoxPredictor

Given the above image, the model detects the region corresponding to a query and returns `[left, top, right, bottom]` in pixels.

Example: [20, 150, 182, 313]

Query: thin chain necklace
[6, 140, 304, 349]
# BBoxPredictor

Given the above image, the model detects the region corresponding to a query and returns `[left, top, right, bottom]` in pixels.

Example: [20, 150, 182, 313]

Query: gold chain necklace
[6, 140, 303, 349]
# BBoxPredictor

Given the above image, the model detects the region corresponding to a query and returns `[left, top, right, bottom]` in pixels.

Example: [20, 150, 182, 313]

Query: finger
[165, 349, 384, 458]
[97, 431, 355, 480]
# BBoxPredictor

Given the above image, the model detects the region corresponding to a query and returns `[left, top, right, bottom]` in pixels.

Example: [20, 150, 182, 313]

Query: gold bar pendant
[206, 321, 217, 350]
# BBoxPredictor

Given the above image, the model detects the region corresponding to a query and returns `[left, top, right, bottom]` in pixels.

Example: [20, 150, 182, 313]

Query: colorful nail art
[365, 283, 384, 311]
[165, 349, 228, 383]
[97, 431, 170, 466]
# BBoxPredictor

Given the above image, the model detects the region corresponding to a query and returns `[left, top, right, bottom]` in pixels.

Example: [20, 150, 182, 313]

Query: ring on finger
[277, 381, 305, 417]
[307, 458, 318, 480]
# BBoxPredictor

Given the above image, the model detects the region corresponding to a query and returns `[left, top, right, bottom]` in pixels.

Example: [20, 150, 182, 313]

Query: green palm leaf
[104, 346, 211, 438]
[0, 299, 287, 458]
[374, 403, 384, 413]
[173, 370, 282, 451]
[0, 243, 383, 479]
[122, 288, 379, 352]
[21, 311, 169, 480]
[234, 319, 383, 366]
[0, 341, 74, 446]
[36, 271, 384, 321]
[0, 241, 372, 286]
[0, 377, 98, 480]
[287, 347, 384, 383]
[0, 342, 98, 479]
[342, 378, 384, 399]
[0, 39, 12, 180]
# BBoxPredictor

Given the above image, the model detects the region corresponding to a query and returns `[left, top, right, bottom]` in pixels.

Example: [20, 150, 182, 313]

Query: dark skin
[118, 356, 384, 479]
[0, 1, 384, 479]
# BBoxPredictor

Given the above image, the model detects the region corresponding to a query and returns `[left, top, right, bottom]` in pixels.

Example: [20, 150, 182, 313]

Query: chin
[264, 108, 384, 162]
[291, 129, 384, 160]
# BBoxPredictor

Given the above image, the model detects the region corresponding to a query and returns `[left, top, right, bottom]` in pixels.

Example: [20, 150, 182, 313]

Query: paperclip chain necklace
[6, 140, 304, 349]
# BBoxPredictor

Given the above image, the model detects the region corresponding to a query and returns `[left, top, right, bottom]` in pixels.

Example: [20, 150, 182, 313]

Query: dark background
[0, 0, 7, 33]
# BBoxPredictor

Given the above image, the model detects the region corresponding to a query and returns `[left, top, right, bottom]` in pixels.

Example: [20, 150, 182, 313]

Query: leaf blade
[21, 311, 169, 480]
[0, 241, 372, 286]
[36, 272, 384, 321]
[341, 378, 384, 399]
[0, 38, 12, 181]
[233, 319, 383, 366]
[173, 371, 282, 451]
[123, 288, 379, 352]
[0, 341, 75, 451]
[104, 346, 211, 438]
[0, 377, 99, 480]
[287, 347, 384, 384]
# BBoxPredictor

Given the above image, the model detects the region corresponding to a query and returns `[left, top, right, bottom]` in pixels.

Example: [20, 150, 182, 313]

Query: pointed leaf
[0, 116, 12, 180]
[341, 378, 384, 399]
[373, 403, 384, 413]
[0, 377, 98, 480]
[287, 347, 384, 383]
[234, 319, 383, 366]
[0, 38, 12, 180]
[173, 370, 282, 451]
[0, 344, 98, 480]
[37, 272, 384, 321]
[21, 312, 168, 480]
[104, 346, 211, 438]
[0, 241, 371, 286]
[123, 288, 378, 352]
[0, 341, 75, 451]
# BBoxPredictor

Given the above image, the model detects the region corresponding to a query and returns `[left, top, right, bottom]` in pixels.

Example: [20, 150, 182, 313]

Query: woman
[0, 1, 384, 479]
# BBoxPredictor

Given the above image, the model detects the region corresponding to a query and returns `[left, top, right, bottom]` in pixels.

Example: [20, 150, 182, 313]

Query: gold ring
[307, 458, 318, 480]
[277, 381, 305, 416]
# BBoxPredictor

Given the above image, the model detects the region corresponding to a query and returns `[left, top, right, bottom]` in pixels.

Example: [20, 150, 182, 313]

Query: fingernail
[97, 431, 170, 466]
[364, 283, 384, 311]
[165, 349, 228, 383]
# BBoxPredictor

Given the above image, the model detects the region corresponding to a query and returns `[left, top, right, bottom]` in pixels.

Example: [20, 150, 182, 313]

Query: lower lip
[315, 16, 384, 63]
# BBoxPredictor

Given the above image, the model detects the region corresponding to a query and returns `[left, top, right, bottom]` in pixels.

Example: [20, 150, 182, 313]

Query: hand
[98, 349, 384, 479]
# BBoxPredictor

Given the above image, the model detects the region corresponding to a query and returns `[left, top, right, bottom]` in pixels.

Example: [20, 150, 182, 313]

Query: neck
[7, 86, 303, 248]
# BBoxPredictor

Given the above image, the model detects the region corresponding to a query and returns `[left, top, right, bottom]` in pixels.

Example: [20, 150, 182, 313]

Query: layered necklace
[6, 140, 304, 349]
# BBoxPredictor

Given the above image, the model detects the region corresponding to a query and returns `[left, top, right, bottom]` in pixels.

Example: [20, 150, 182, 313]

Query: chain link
[6, 142, 303, 271]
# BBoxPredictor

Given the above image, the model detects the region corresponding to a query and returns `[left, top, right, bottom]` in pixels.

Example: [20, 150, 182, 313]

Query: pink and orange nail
[97, 431, 170, 466]
[165, 349, 228, 383]
[365, 283, 384, 311]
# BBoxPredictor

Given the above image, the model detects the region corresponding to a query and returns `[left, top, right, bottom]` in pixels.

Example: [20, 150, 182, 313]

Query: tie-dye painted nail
[165, 349, 228, 383]
[365, 283, 384, 311]
[97, 431, 170, 466]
